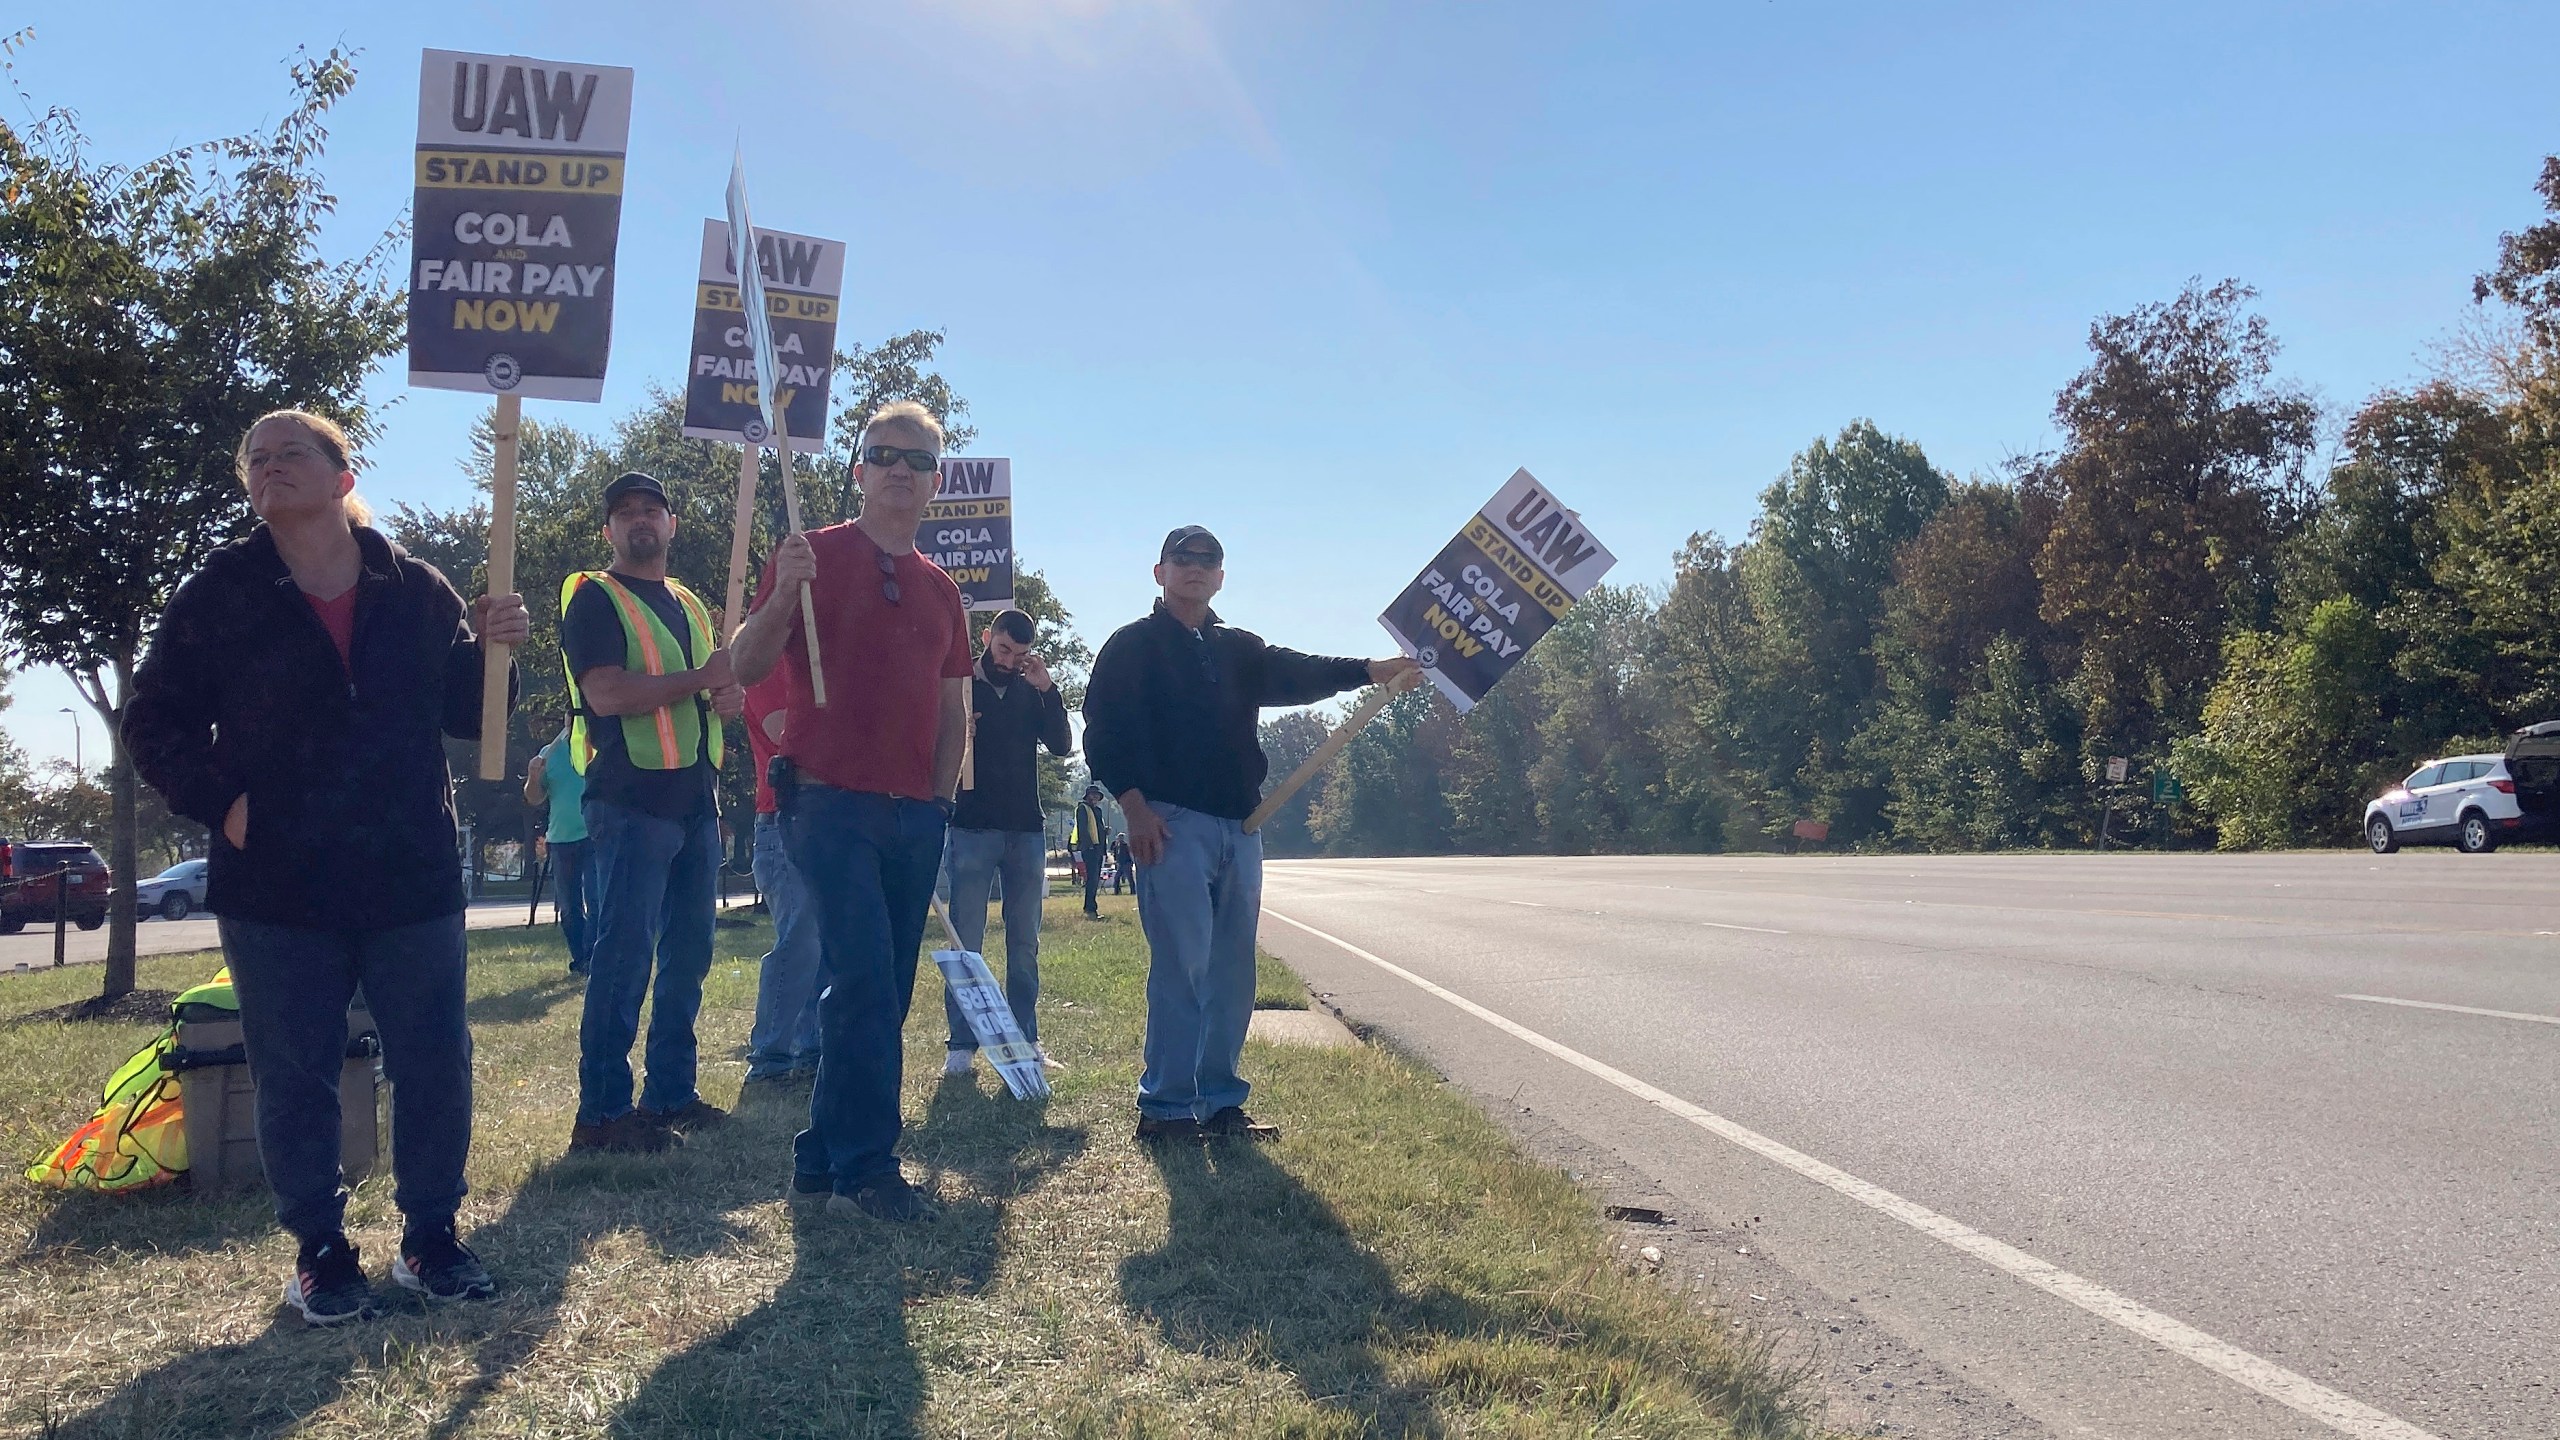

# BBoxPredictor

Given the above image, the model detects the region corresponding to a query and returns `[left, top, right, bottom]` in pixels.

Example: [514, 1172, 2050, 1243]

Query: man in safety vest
[561, 471, 745, 1155]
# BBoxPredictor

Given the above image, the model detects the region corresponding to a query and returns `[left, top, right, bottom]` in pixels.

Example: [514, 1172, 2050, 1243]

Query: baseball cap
[603, 471, 670, 515]
[1160, 526, 1223, 564]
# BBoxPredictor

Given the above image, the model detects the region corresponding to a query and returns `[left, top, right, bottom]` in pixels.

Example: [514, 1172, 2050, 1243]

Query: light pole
[57, 708, 81, 777]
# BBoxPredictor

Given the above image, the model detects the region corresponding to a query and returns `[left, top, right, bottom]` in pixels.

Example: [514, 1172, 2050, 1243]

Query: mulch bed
[8, 989, 181, 1027]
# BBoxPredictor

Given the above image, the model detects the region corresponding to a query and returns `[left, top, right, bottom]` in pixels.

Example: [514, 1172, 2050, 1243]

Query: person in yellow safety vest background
[1075, 784, 1111, 918]
[560, 471, 744, 1156]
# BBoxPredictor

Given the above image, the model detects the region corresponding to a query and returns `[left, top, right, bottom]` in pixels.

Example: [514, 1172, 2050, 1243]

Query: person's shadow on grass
[32, 1107, 765, 1440]
[604, 1074, 1087, 1440]
[1120, 1137, 1452, 1438]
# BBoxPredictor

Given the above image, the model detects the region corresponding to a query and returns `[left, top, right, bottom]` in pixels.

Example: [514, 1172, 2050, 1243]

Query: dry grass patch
[0, 896, 1815, 1439]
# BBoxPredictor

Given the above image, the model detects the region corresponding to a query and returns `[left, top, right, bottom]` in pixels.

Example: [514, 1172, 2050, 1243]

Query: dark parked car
[0, 839, 112, 933]
[2502, 720, 2560, 845]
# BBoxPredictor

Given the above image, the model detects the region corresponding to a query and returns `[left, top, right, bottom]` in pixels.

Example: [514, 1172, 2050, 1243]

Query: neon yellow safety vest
[559, 571, 726, 774]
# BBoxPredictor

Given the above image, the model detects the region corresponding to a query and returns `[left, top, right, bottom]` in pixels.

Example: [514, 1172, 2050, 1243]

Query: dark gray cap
[603, 471, 669, 515]
[1160, 525, 1223, 563]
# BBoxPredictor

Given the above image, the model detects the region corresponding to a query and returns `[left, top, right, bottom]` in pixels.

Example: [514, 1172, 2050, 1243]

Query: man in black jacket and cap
[1081, 526, 1416, 1143]
[941, 608, 1073, 1077]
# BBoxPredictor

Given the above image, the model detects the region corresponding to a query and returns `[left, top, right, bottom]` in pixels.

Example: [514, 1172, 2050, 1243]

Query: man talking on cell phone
[1080, 526, 1417, 1145]
[941, 608, 1074, 1079]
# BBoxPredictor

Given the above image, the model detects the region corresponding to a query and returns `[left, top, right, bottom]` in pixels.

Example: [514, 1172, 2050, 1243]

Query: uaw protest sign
[409, 50, 633, 400]
[1379, 469, 1618, 712]
[679, 220, 845, 449]
[920, 457, 1014, 612]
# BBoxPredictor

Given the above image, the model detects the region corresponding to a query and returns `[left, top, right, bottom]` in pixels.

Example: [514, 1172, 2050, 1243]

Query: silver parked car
[135, 858, 210, 920]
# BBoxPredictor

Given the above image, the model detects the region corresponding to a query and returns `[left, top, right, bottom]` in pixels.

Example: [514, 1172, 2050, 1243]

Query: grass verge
[0, 894, 1815, 1439]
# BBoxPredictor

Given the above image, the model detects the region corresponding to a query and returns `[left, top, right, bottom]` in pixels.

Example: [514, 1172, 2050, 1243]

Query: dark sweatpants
[220, 911, 473, 1242]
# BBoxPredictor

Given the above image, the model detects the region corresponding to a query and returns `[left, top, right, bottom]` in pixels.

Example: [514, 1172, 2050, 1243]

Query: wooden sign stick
[475, 392, 523, 781]
[768, 403, 827, 706]
[722, 441, 759, 641]
[1243, 667, 1422, 833]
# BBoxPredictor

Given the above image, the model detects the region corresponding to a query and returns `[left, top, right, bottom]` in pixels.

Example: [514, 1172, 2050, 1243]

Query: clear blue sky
[7, 0, 2558, 772]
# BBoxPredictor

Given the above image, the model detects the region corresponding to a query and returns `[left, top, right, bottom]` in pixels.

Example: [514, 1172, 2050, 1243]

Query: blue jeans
[746, 811, 822, 1079]
[941, 827, 1047, 1049]
[1080, 846, 1105, 913]
[219, 912, 472, 1242]
[1132, 804, 1262, 1121]
[551, 837, 597, 970]
[578, 797, 719, 1127]
[784, 785, 945, 1190]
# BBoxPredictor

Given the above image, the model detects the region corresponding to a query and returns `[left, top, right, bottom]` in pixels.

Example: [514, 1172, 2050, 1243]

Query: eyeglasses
[862, 444, 939, 473]
[876, 550, 901, 606]
[1165, 551, 1221, 570]
[247, 443, 324, 468]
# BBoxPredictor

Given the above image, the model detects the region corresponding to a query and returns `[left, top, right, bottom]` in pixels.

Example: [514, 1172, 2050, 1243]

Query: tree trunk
[94, 652, 139, 998]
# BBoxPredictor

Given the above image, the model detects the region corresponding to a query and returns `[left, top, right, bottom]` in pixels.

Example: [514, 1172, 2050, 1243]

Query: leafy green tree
[1254, 709, 1337, 857]
[1442, 676, 1549, 854]
[2031, 279, 2319, 772]
[828, 330, 977, 522]
[2175, 599, 2399, 848]
[1653, 426, 1948, 842]
[1307, 688, 1454, 856]
[0, 48, 401, 995]
[2475, 154, 2560, 349]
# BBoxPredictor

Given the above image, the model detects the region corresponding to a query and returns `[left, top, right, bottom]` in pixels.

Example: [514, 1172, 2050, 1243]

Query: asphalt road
[1257, 852, 2558, 1440]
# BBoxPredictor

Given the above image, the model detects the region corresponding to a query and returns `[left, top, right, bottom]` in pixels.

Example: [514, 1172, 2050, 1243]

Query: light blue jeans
[746, 811, 823, 1079]
[942, 827, 1048, 1050]
[577, 797, 718, 1127]
[1133, 804, 1263, 1121]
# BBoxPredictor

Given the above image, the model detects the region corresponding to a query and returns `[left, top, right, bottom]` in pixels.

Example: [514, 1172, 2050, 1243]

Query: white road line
[1264, 906, 2445, 1440]
[1697, 918, 1790, 934]
[1506, 900, 1547, 908]
[2338, 994, 2560, 1027]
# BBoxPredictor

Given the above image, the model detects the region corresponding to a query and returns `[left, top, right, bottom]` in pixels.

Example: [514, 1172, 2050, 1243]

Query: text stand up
[1243, 668, 1421, 833]
[475, 392, 522, 781]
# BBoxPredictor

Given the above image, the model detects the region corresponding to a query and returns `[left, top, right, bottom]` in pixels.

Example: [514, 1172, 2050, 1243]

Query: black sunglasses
[862, 444, 939, 473]
[1165, 550, 1222, 570]
[875, 550, 901, 606]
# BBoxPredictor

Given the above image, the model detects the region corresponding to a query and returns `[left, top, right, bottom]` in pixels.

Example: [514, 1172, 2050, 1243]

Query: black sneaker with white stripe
[284, 1233, 377, 1326]
[392, 1221, 496, 1302]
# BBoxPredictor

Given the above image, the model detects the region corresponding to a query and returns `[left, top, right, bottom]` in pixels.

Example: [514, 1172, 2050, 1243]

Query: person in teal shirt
[523, 721, 597, 975]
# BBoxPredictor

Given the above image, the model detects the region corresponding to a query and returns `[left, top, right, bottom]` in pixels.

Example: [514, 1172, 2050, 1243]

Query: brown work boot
[568, 1111, 675, 1155]
[1134, 1114, 1203, 1145]
[640, 1099, 728, 1133]
[1201, 1107, 1280, 1142]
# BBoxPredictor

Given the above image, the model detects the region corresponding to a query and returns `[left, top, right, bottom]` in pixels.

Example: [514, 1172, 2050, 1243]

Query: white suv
[2363, 755, 2522, 855]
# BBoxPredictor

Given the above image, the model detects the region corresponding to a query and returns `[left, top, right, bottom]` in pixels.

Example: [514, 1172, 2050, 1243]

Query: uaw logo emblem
[1417, 645, 1439, 667]
[483, 354, 523, 391]
[741, 417, 769, 444]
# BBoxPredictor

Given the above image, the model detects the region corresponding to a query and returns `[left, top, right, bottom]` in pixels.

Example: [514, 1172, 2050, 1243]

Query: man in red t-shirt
[733, 401, 972, 1223]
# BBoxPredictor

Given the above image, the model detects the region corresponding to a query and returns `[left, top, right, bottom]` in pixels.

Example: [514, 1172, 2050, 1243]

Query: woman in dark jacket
[123, 409, 526, 1326]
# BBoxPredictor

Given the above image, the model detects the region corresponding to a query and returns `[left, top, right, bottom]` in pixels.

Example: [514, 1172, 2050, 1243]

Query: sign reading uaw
[920, 458, 1014, 613]
[1380, 469, 1618, 712]
[409, 50, 634, 401]
[680, 220, 844, 450]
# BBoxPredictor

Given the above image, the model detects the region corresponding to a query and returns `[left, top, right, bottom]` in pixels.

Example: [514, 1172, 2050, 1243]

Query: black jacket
[124, 525, 511, 930]
[1082, 602, 1370, 821]
[952, 652, 1073, 832]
